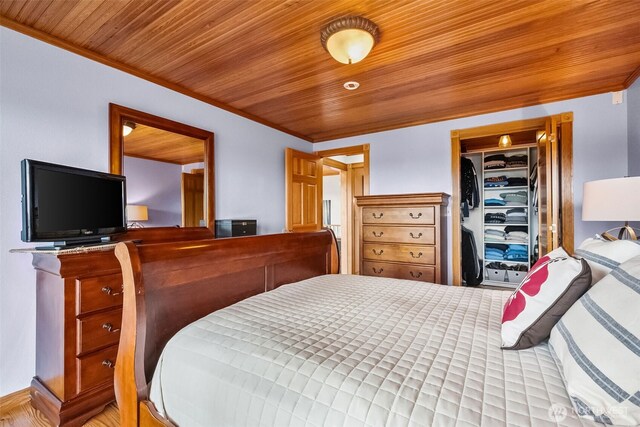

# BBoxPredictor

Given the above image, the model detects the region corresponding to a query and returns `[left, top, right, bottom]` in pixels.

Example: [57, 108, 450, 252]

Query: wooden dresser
[25, 228, 213, 426]
[356, 193, 449, 284]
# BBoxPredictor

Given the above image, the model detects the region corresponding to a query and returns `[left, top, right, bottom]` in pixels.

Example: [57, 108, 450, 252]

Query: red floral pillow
[501, 248, 591, 349]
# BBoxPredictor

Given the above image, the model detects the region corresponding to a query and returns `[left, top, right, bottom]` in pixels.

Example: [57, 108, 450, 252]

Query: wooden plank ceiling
[2, 0, 639, 142]
[124, 123, 204, 165]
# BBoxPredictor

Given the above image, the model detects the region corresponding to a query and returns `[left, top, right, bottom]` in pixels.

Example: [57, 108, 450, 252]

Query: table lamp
[582, 177, 640, 240]
[126, 204, 148, 228]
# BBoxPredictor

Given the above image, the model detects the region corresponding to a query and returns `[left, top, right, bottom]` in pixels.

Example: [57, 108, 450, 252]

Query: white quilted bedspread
[149, 274, 600, 427]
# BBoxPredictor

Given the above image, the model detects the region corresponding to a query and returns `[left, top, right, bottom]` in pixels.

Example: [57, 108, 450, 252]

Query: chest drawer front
[362, 225, 435, 245]
[76, 274, 123, 315]
[77, 309, 122, 356]
[362, 206, 435, 225]
[363, 243, 435, 265]
[363, 261, 436, 283]
[77, 345, 118, 393]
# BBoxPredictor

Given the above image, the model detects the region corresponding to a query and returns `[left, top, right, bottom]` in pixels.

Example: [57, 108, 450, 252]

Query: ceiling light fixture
[344, 81, 360, 90]
[321, 16, 380, 65]
[123, 121, 137, 137]
[498, 134, 512, 148]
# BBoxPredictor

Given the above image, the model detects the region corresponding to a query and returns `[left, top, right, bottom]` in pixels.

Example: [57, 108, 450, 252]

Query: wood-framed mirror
[109, 103, 215, 232]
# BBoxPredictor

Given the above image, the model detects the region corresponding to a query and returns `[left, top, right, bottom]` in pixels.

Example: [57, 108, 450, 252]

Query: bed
[113, 230, 600, 426]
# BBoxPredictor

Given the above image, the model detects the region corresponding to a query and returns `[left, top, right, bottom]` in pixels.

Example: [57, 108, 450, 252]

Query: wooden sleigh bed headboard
[113, 230, 339, 426]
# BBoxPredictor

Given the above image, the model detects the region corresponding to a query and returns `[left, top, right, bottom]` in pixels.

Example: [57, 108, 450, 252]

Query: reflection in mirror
[109, 103, 215, 231]
[123, 124, 205, 227]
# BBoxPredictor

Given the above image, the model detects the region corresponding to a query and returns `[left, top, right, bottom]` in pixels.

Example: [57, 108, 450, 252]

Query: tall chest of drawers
[356, 193, 449, 284]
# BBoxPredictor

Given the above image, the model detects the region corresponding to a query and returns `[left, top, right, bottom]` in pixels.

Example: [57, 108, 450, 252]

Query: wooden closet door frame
[450, 113, 574, 286]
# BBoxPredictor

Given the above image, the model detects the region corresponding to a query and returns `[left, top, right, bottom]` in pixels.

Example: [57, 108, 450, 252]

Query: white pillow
[549, 255, 640, 425]
[501, 247, 591, 349]
[575, 236, 640, 284]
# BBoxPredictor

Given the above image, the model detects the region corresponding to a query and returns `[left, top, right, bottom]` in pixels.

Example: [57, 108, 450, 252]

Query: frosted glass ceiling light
[321, 17, 380, 65]
[123, 121, 136, 137]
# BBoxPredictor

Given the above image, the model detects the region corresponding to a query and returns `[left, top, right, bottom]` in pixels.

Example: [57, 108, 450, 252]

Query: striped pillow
[575, 236, 640, 284]
[549, 255, 640, 425]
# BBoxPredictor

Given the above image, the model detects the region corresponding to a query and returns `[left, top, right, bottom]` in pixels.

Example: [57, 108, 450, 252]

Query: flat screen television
[21, 159, 127, 249]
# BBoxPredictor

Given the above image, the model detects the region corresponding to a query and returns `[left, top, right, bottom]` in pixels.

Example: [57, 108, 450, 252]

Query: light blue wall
[124, 156, 182, 227]
[628, 78, 640, 177]
[0, 27, 310, 395]
[316, 92, 630, 280]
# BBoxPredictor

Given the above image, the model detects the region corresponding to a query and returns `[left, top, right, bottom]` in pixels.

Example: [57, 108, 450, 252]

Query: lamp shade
[582, 177, 640, 221]
[326, 28, 375, 64]
[126, 204, 148, 222]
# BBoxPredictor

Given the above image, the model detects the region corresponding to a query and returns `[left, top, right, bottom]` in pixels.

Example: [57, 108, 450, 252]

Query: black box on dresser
[215, 219, 257, 238]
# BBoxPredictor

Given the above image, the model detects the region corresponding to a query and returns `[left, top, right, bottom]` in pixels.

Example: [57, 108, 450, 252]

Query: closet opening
[451, 113, 574, 288]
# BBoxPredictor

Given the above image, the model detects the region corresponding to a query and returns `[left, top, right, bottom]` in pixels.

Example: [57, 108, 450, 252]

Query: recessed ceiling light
[344, 81, 360, 90]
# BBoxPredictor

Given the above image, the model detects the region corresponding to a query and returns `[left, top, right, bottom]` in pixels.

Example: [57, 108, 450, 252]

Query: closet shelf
[483, 166, 528, 172]
[484, 223, 529, 226]
[484, 240, 530, 245]
[484, 259, 529, 265]
[483, 186, 528, 190]
[484, 205, 528, 209]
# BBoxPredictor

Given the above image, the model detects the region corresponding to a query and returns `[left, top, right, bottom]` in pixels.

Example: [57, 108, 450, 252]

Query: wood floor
[0, 389, 119, 427]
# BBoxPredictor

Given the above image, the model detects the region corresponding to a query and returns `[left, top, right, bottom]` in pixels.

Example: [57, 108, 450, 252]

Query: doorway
[315, 145, 369, 274]
[450, 113, 574, 287]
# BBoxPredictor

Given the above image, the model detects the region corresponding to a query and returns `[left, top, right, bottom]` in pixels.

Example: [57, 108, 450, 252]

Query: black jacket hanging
[461, 157, 479, 213]
[461, 226, 483, 286]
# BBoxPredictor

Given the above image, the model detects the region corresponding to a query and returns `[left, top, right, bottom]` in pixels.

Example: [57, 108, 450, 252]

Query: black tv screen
[21, 159, 126, 246]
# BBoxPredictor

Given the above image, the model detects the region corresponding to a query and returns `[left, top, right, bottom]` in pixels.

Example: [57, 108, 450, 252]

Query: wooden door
[285, 148, 323, 232]
[537, 116, 560, 255]
[182, 172, 204, 227]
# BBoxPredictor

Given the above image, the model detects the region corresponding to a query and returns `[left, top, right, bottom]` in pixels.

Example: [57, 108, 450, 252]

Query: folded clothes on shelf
[485, 228, 506, 241]
[500, 191, 528, 205]
[505, 244, 528, 262]
[505, 208, 526, 224]
[485, 198, 507, 206]
[506, 231, 529, 242]
[484, 175, 509, 187]
[507, 177, 527, 187]
[506, 155, 528, 168]
[485, 212, 506, 223]
[486, 261, 529, 271]
[485, 243, 508, 261]
[504, 225, 527, 233]
[484, 154, 506, 169]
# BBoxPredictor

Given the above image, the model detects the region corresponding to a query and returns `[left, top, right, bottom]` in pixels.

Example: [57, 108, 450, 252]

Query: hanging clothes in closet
[460, 157, 479, 218]
[461, 226, 482, 286]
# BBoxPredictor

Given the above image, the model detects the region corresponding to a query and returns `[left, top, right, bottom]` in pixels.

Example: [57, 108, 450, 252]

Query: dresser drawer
[77, 345, 118, 393]
[362, 206, 435, 225]
[362, 225, 435, 245]
[77, 309, 122, 355]
[76, 274, 123, 315]
[363, 261, 436, 283]
[363, 243, 435, 265]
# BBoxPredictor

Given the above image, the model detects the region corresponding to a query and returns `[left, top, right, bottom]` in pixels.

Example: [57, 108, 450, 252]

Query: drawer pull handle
[101, 286, 122, 297]
[409, 212, 422, 219]
[372, 249, 384, 256]
[102, 323, 120, 333]
[102, 359, 115, 369]
[372, 212, 384, 219]
[410, 251, 423, 259]
[410, 271, 423, 278]
[372, 267, 384, 274]
[372, 231, 384, 237]
[409, 232, 423, 239]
